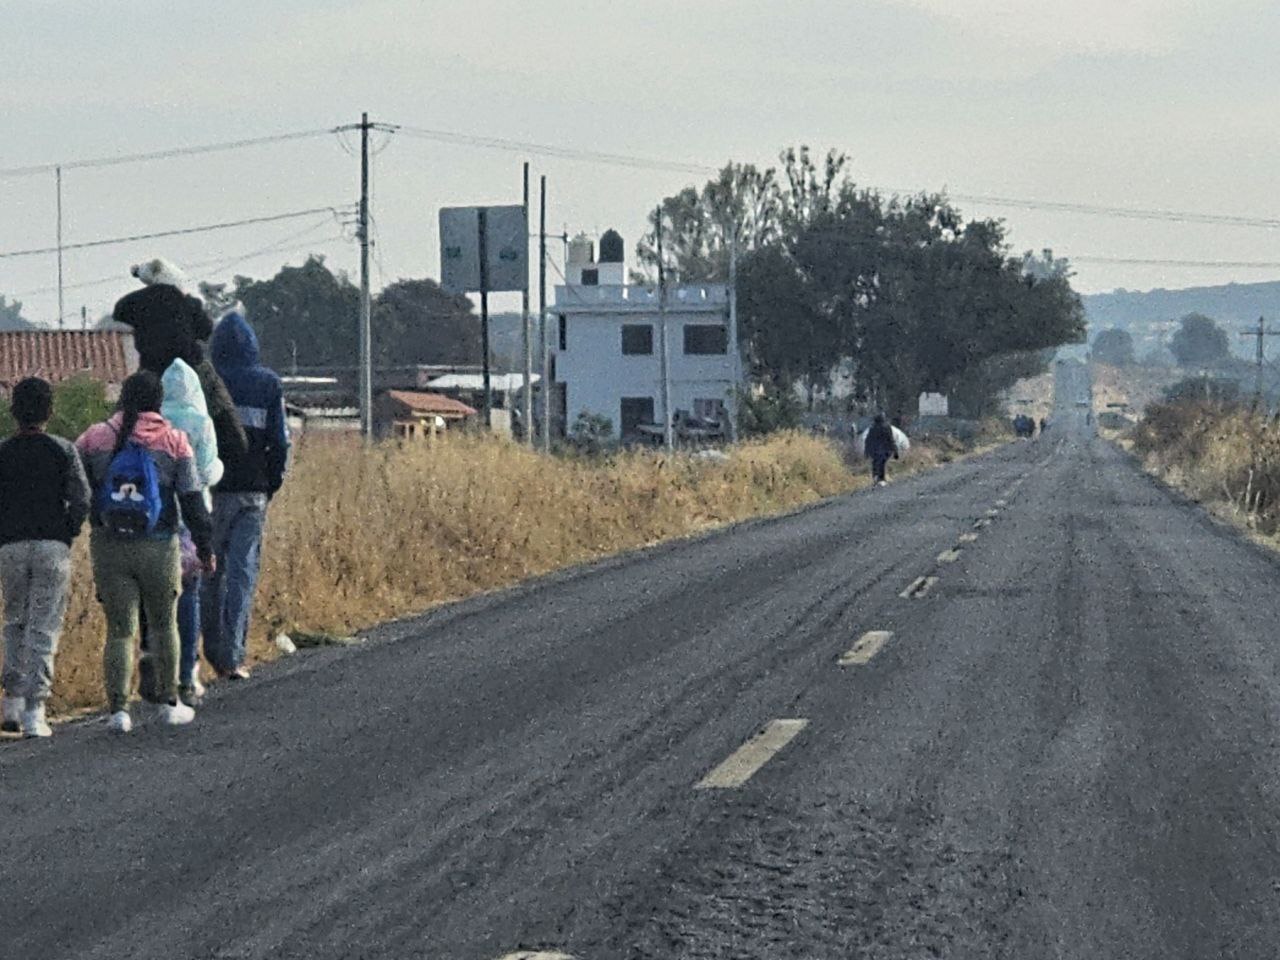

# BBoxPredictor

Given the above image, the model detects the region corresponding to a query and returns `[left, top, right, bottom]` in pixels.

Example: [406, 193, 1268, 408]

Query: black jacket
[864, 423, 897, 460]
[113, 284, 249, 462]
[0, 431, 91, 547]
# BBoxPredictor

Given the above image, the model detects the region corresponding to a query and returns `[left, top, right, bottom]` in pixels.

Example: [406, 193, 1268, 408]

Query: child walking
[76, 371, 215, 732]
[0, 378, 91, 738]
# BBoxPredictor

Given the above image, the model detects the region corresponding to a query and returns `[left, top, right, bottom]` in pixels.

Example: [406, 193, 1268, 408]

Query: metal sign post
[440, 203, 529, 433]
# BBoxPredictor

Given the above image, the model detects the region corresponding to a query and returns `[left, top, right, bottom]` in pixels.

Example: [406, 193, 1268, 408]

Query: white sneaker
[159, 701, 196, 726]
[1, 694, 24, 733]
[107, 710, 133, 734]
[21, 703, 52, 738]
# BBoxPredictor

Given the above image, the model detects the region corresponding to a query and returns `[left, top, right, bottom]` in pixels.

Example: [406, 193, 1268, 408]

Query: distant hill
[1083, 280, 1280, 360]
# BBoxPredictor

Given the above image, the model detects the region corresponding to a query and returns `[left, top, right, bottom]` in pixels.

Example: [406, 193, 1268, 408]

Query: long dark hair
[113, 370, 164, 457]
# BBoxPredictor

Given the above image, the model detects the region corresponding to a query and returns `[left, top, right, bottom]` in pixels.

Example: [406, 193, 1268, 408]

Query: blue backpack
[97, 440, 163, 538]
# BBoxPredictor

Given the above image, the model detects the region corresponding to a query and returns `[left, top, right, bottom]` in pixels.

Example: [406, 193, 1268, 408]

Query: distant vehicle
[1076, 400, 1090, 407]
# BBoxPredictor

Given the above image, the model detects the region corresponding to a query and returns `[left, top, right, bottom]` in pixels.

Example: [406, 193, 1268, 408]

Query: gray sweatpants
[0, 540, 72, 705]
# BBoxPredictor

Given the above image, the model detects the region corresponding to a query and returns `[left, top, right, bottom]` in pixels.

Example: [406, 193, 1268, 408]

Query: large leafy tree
[232, 257, 480, 374]
[1092, 328, 1136, 366]
[1170, 312, 1229, 367]
[648, 149, 1086, 418]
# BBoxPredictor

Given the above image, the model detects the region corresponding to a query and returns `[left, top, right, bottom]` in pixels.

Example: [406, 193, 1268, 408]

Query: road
[6, 362, 1280, 959]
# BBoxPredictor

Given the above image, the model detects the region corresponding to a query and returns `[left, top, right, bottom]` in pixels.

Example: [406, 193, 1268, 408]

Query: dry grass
[41, 430, 976, 715]
[1132, 399, 1280, 538]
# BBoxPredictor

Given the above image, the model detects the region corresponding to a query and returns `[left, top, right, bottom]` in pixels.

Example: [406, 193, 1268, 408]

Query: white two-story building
[550, 229, 739, 442]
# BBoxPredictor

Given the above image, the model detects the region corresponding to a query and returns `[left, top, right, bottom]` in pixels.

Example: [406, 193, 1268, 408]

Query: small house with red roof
[374, 389, 477, 440]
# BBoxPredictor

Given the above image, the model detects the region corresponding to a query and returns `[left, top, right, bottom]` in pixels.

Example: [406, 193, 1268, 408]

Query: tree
[638, 149, 1086, 418]
[234, 256, 361, 373]
[1092, 328, 1136, 366]
[0, 295, 34, 331]
[232, 258, 481, 376]
[1170, 313, 1229, 367]
[373, 279, 481, 367]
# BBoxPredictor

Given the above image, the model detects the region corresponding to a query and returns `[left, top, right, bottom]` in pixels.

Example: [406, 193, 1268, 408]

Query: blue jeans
[201, 492, 267, 674]
[177, 575, 200, 686]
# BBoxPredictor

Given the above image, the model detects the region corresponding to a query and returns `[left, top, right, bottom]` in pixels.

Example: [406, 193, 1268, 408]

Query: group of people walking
[0, 279, 288, 738]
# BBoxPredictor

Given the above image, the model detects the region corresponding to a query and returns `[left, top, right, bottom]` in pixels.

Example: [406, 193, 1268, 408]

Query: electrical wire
[0, 205, 351, 260]
[395, 125, 717, 176]
[0, 129, 339, 179]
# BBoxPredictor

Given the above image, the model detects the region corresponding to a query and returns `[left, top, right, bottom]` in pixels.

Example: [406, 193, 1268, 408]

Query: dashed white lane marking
[497, 953, 574, 959]
[995, 499, 1007, 507]
[696, 719, 809, 789]
[900, 575, 939, 599]
[985, 508, 1000, 517]
[937, 548, 961, 564]
[839, 630, 893, 666]
[900, 575, 928, 598]
[974, 518, 991, 529]
[958, 532, 979, 543]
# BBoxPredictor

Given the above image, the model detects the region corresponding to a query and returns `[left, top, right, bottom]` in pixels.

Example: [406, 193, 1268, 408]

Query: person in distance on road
[0, 378, 91, 739]
[201, 308, 290, 682]
[76, 371, 216, 733]
[864, 413, 897, 487]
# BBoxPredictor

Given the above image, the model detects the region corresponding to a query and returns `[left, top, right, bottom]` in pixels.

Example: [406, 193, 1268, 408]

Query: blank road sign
[439, 204, 528, 294]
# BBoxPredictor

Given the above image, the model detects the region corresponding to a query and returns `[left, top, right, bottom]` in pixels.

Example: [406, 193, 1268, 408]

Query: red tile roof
[0, 330, 135, 388]
[384, 389, 477, 419]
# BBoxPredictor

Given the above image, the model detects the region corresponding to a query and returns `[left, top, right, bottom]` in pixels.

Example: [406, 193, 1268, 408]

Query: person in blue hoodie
[202, 310, 289, 680]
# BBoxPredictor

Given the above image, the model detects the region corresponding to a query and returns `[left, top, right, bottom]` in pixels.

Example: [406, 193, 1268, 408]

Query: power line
[0, 205, 350, 260]
[395, 125, 717, 175]
[8, 230, 349, 300]
[0, 129, 339, 179]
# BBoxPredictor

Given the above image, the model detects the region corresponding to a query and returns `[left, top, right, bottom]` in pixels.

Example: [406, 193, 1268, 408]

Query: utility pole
[727, 234, 740, 441]
[56, 166, 64, 329]
[656, 206, 673, 450]
[478, 206, 493, 428]
[521, 162, 533, 446]
[539, 175, 550, 452]
[358, 112, 373, 438]
[1240, 316, 1280, 407]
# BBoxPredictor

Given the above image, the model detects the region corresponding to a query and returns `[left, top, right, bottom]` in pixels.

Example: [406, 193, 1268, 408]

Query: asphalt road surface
[7, 362, 1280, 959]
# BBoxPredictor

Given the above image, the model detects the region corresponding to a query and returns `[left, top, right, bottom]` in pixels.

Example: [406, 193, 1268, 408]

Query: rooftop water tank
[598, 229, 624, 264]
[568, 233, 594, 266]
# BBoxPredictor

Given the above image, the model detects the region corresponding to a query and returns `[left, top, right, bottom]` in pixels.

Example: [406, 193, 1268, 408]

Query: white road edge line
[696, 719, 809, 790]
[839, 630, 893, 666]
[496, 953, 575, 959]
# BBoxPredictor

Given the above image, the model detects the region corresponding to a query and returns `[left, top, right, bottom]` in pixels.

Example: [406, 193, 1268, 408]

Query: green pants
[90, 533, 181, 712]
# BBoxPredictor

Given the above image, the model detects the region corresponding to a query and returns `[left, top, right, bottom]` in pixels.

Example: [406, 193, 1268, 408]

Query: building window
[693, 398, 726, 422]
[621, 324, 654, 355]
[620, 396, 655, 440]
[581, 267, 599, 286]
[683, 324, 728, 355]
[558, 314, 567, 351]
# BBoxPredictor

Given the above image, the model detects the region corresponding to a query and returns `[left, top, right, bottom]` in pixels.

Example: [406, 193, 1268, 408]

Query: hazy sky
[3, 0, 1279, 326]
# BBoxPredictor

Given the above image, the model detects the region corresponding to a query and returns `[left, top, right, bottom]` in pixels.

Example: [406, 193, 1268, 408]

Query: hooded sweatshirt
[76, 412, 213, 554]
[162, 359, 223, 505]
[210, 310, 290, 496]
